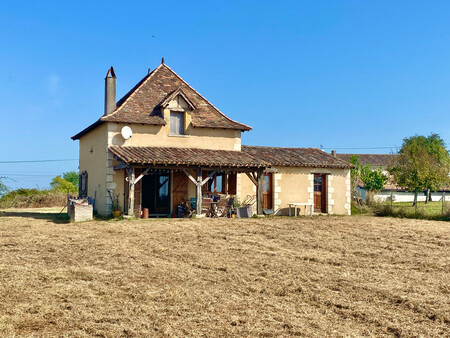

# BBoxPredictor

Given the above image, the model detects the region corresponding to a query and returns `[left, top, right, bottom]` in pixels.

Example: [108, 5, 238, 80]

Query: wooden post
[256, 169, 264, 215]
[442, 191, 445, 215]
[127, 167, 135, 216]
[196, 168, 202, 215]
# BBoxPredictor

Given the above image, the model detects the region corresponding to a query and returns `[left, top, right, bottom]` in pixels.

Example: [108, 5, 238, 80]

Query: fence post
[415, 194, 418, 216]
[443, 191, 445, 215]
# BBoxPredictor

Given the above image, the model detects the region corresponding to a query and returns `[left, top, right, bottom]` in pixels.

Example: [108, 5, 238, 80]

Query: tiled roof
[101, 63, 251, 131]
[336, 154, 397, 167]
[109, 146, 267, 168]
[242, 146, 353, 168]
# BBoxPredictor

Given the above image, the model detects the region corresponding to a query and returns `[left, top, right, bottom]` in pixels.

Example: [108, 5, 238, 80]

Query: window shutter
[227, 172, 237, 195]
[177, 113, 183, 135]
[79, 171, 88, 198]
[170, 112, 176, 134]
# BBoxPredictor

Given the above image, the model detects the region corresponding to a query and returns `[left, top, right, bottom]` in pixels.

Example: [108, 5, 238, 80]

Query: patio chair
[201, 197, 213, 216]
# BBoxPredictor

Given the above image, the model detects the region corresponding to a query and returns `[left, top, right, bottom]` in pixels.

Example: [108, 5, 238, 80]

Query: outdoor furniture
[288, 203, 314, 216]
[215, 197, 234, 217]
[201, 197, 213, 216]
[210, 200, 219, 217]
[189, 197, 196, 210]
[226, 197, 235, 217]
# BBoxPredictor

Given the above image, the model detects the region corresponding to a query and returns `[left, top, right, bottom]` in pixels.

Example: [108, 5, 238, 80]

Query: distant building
[336, 153, 449, 202]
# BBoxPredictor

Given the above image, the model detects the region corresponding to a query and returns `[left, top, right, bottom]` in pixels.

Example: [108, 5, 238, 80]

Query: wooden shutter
[227, 172, 237, 195]
[78, 171, 88, 198]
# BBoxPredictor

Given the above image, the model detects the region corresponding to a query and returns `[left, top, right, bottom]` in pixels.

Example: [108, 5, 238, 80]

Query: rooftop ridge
[162, 63, 252, 131]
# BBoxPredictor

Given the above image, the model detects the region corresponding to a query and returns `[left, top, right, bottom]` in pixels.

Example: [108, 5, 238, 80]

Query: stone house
[72, 61, 352, 217]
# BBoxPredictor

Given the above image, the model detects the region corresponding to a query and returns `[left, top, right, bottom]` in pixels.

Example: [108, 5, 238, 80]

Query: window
[207, 172, 225, 193]
[314, 175, 322, 192]
[170, 112, 184, 135]
[78, 171, 88, 198]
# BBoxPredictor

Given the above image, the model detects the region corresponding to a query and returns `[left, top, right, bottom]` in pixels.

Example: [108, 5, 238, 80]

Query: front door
[262, 173, 273, 210]
[142, 173, 171, 214]
[172, 171, 188, 209]
[314, 174, 327, 213]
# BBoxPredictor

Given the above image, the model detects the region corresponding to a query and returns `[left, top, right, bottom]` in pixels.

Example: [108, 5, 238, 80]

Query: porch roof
[109, 145, 268, 168]
[242, 145, 353, 169]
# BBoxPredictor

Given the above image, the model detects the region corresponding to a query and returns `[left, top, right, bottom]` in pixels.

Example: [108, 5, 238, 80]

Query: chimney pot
[104, 66, 116, 115]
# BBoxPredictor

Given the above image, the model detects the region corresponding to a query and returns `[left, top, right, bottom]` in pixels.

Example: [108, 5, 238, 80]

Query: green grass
[391, 201, 448, 216]
[373, 200, 450, 221]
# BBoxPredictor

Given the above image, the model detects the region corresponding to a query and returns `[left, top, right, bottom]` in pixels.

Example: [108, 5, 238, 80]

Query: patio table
[288, 203, 314, 216]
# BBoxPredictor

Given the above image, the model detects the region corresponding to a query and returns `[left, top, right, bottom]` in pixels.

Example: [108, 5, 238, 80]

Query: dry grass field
[0, 209, 449, 337]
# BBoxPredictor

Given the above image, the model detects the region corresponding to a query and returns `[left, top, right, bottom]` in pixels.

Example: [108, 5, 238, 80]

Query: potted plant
[109, 191, 122, 218]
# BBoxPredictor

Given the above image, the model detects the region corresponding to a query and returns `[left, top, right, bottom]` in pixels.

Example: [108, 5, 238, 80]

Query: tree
[50, 176, 78, 194]
[390, 134, 450, 205]
[350, 156, 389, 204]
[0, 178, 9, 198]
[63, 171, 79, 188]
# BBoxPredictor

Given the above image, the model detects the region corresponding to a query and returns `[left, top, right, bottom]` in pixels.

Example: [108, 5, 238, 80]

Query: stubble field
[0, 208, 449, 336]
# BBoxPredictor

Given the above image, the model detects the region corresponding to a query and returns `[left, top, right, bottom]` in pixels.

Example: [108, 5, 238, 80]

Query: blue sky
[1, 1, 449, 189]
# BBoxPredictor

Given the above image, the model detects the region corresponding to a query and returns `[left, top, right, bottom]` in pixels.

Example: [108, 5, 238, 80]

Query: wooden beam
[114, 161, 129, 170]
[256, 169, 264, 215]
[196, 168, 202, 215]
[245, 172, 257, 186]
[201, 170, 216, 187]
[182, 169, 197, 185]
[126, 167, 135, 216]
[133, 167, 151, 185]
[121, 164, 263, 173]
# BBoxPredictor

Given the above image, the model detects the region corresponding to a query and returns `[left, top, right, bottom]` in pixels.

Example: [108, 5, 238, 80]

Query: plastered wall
[78, 123, 108, 215]
[108, 123, 241, 151]
[240, 167, 351, 215]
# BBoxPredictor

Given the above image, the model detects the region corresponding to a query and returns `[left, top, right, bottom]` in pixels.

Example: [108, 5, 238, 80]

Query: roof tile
[242, 146, 353, 168]
[101, 64, 251, 131]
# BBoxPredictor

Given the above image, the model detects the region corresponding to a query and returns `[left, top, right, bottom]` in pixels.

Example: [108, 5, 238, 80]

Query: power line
[0, 159, 78, 164]
[321, 146, 398, 150]
[0, 173, 57, 177]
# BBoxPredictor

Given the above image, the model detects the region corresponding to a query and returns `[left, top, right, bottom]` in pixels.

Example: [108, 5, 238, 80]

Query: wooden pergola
[114, 162, 266, 216]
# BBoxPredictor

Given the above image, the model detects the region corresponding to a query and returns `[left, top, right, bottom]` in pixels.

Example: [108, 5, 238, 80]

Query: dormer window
[170, 111, 184, 135]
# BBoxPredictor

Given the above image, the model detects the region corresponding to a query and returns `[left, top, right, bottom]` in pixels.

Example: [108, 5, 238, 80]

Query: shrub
[0, 189, 67, 209]
[50, 176, 77, 194]
[372, 202, 450, 221]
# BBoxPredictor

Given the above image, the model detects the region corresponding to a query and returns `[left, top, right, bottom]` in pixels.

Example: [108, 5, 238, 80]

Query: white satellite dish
[121, 126, 133, 140]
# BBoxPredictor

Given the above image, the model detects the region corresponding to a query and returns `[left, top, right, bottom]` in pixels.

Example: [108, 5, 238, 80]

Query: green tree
[390, 134, 450, 205]
[0, 178, 9, 198]
[63, 171, 79, 188]
[351, 156, 388, 204]
[50, 176, 77, 194]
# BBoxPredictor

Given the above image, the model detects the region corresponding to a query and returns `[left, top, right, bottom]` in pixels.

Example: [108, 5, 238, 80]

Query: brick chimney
[331, 150, 336, 157]
[104, 66, 116, 115]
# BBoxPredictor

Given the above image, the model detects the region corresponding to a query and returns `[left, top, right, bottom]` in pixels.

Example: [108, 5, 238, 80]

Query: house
[72, 60, 352, 217]
[336, 153, 449, 202]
